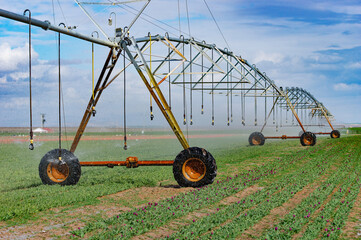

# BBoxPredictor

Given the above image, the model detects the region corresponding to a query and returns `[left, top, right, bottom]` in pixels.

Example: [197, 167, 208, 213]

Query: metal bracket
[126, 156, 139, 168]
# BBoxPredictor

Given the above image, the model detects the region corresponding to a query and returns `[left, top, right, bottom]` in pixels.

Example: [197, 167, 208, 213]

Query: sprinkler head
[29, 143, 34, 150]
[123, 145, 128, 150]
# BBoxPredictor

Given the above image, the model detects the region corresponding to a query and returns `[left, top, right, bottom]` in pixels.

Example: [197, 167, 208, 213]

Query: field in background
[0, 128, 360, 239]
[348, 127, 361, 134]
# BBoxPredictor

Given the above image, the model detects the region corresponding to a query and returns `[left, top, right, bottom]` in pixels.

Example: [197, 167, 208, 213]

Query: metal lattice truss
[131, 35, 283, 97]
[279, 87, 333, 119]
[120, 35, 332, 130]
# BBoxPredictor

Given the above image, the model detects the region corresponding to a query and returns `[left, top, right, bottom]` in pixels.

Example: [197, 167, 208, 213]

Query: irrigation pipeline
[80, 158, 174, 168]
[0, 9, 117, 48]
[132, 35, 334, 130]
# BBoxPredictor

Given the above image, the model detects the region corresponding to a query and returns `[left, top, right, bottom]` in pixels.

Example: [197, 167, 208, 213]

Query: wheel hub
[47, 162, 69, 183]
[304, 135, 313, 145]
[252, 136, 261, 145]
[182, 158, 206, 182]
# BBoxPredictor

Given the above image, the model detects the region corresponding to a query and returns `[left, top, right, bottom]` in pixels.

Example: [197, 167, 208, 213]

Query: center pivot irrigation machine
[0, 0, 339, 187]
[248, 86, 340, 147]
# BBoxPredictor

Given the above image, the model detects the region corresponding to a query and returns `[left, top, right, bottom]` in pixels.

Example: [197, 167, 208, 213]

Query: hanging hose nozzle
[29, 132, 34, 150]
[190, 117, 193, 125]
[57, 155, 66, 165]
[201, 105, 204, 115]
[212, 117, 215, 126]
[123, 136, 128, 150]
[150, 106, 154, 120]
[92, 106, 96, 117]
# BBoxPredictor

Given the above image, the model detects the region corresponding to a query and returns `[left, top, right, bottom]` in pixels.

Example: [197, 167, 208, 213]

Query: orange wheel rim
[304, 135, 313, 145]
[332, 132, 338, 138]
[47, 162, 69, 183]
[182, 158, 206, 182]
[252, 136, 261, 145]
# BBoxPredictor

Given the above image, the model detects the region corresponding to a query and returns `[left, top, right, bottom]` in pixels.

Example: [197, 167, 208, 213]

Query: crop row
[261, 142, 361, 239]
[261, 150, 359, 239]
[165, 143, 341, 239]
[71, 143, 330, 238]
[191, 143, 345, 239]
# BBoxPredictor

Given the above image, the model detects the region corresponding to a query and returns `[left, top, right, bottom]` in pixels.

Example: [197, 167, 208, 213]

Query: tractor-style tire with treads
[330, 130, 341, 139]
[249, 132, 265, 146]
[300, 132, 316, 146]
[39, 149, 81, 185]
[173, 147, 217, 188]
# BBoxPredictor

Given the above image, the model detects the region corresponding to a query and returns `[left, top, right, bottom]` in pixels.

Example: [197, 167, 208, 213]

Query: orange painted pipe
[265, 135, 300, 139]
[80, 161, 127, 166]
[138, 160, 174, 165]
[80, 160, 174, 167]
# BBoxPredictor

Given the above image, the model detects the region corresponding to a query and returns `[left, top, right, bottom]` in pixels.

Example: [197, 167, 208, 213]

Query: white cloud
[0, 76, 6, 83]
[333, 83, 361, 91]
[3, 97, 29, 109]
[347, 62, 361, 69]
[8, 71, 28, 81]
[0, 42, 39, 72]
[312, 2, 361, 15]
[253, 51, 284, 64]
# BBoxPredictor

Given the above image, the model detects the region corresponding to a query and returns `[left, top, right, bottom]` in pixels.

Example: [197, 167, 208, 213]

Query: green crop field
[1, 131, 361, 239]
[347, 127, 361, 134]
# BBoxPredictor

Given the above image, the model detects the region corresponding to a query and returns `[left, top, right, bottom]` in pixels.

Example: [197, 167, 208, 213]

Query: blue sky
[0, 0, 360, 128]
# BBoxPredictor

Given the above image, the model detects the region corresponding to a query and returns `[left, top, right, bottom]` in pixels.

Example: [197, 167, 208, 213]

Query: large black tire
[300, 132, 316, 146]
[330, 130, 341, 139]
[39, 149, 81, 185]
[173, 147, 217, 188]
[249, 132, 265, 146]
